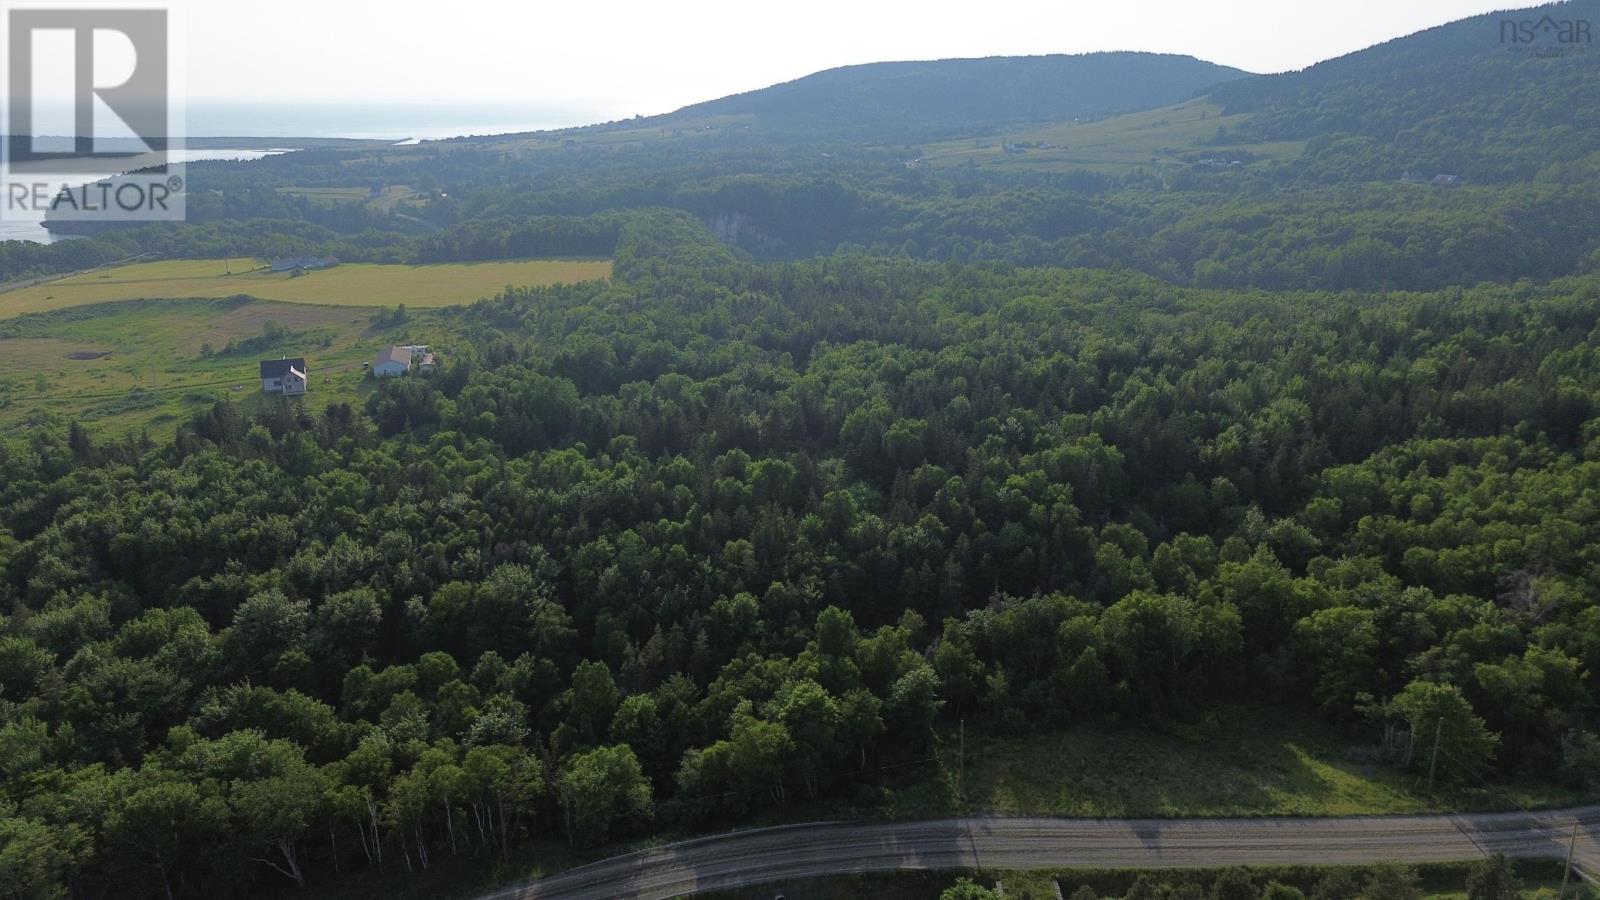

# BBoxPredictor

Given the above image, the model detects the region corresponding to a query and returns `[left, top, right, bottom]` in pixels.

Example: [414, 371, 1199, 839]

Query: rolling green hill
[1206, 0, 1600, 181]
[663, 51, 1252, 140]
[911, 0, 1600, 182]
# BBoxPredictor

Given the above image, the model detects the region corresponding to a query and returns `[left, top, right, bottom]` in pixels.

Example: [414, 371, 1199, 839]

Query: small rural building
[260, 358, 308, 395]
[372, 346, 412, 378]
[418, 352, 437, 370]
[269, 255, 340, 273]
[1432, 174, 1462, 186]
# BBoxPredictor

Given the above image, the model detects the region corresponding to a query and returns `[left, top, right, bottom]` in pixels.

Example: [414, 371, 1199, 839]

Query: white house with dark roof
[269, 256, 339, 273]
[372, 346, 412, 378]
[260, 358, 308, 395]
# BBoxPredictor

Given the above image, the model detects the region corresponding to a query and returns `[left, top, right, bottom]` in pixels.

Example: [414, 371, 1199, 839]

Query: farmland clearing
[0, 257, 612, 317]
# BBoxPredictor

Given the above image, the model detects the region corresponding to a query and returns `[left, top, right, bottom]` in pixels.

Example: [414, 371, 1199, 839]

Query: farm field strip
[0, 257, 613, 317]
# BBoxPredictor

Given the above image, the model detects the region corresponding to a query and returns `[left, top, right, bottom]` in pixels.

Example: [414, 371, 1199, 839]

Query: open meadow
[0, 256, 612, 317]
[920, 98, 1306, 174]
[0, 256, 604, 433]
[0, 296, 451, 433]
[274, 184, 422, 211]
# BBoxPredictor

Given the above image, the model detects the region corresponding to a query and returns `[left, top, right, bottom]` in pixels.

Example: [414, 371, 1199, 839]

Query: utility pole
[1559, 819, 1579, 900]
[1426, 717, 1444, 796]
[958, 718, 965, 806]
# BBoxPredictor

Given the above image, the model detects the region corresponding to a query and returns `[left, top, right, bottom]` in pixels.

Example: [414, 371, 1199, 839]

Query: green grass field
[0, 297, 450, 433]
[275, 185, 421, 211]
[0, 257, 612, 318]
[274, 186, 374, 202]
[880, 705, 1585, 821]
[648, 703, 1589, 840]
[920, 98, 1305, 174]
[696, 860, 1589, 900]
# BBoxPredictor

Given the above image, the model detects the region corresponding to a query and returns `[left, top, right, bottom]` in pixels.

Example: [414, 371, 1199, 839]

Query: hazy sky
[185, 0, 1527, 119]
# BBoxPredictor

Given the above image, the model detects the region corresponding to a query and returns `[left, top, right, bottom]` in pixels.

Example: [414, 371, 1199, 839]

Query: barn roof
[375, 346, 411, 368]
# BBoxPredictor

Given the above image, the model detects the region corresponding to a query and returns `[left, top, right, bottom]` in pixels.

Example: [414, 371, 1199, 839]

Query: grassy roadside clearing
[697, 859, 1591, 900]
[298, 704, 1593, 900]
[882, 705, 1586, 821]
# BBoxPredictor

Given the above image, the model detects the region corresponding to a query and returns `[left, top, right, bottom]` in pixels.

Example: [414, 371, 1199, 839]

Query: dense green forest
[5, 4, 1600, 897]
[16, 156, 1600, 297]
[4, 213, 1600, 897]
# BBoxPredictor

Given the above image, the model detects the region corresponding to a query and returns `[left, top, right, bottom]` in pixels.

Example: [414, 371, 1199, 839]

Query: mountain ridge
[656, 51, 1252, 139]
[1203, 0, 1600, 180]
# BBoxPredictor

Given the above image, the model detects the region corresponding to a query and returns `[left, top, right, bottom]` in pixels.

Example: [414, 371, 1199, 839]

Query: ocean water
[2, 102, 606, 243]
[185, 101, 599, 141]
[0, 148, 287, 244]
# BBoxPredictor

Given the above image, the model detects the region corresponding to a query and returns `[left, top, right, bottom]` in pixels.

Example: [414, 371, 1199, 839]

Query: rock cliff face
[707, 211, 785, 256]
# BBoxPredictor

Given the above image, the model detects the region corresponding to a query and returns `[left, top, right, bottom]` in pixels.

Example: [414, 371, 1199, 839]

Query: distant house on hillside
[372, 346, 411, 378]
[1432, 174, 1462, 187]
[260, 357, 308, 395]
[418, 352, 437, 371]
[270, 256, 340, 273]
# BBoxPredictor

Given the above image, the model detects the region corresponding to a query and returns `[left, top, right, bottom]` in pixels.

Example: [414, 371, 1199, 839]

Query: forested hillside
[3, 216, 1600, 897]
[1209, 0, 1600, 181]
[21, 160, 1600, 295]
[665, 52, 1249, 138]
[16, 2, 1600, 288]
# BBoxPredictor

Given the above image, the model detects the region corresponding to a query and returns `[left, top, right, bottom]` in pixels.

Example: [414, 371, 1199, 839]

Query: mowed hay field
[0, 257, 612, 318]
